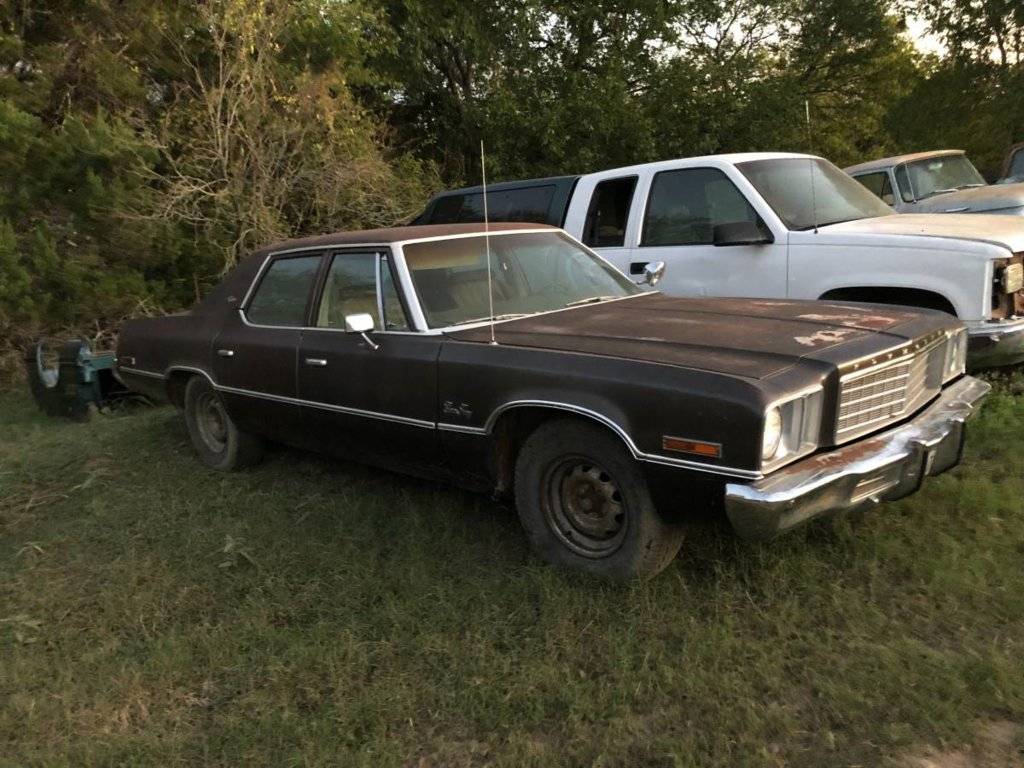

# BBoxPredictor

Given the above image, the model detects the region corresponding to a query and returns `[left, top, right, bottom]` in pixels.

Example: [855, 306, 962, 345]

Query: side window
[315, 252, 410, 331]
[1010, 149, 1024, 178]
[380, 255, 410, 331]
[641, 168, 762, 247]
[245, 255, 321, 327]
[894, 165, 915, 202]
[583, 176, 637, 248]
[425, 187, 556, 224]
[854, 172, 895, 205]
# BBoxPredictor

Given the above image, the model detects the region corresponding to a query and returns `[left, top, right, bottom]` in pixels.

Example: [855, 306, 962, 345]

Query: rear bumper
[966, 317, 1024, 369]
[724, 375, 990, 541]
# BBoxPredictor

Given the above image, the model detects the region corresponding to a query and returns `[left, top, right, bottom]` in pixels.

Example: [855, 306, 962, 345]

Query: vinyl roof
[845, 150, 966, 175]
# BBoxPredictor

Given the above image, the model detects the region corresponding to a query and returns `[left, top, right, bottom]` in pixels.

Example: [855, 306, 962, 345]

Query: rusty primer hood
[447, 294, 927, 380]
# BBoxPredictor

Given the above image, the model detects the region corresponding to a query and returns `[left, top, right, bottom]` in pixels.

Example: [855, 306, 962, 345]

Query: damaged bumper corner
[966, 317, 1024, 369]
[724, 375, 990, 541]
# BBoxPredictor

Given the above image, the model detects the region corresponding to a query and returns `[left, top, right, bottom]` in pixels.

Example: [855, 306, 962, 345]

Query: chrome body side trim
[118, 366, 164, 380]
[724, 375, 989, 540]
[477, 399, 763, 480]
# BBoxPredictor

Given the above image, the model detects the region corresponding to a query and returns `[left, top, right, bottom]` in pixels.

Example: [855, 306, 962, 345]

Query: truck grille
[836, 333, 947, 442]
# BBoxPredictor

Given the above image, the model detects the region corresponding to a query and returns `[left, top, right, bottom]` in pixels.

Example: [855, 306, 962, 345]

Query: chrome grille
[836, 334, 947, 442]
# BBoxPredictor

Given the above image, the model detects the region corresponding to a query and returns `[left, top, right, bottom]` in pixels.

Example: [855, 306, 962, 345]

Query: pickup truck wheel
[183, 377, 263, 471]
[514, 419, 684, 581]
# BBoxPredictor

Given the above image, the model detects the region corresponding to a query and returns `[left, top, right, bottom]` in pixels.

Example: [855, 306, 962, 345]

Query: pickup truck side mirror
[713, 221, 774, 247]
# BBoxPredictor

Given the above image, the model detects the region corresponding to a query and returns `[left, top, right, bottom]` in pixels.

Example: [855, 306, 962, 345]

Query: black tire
[514, 418, 685, 581]
[183, 376, 264, 471]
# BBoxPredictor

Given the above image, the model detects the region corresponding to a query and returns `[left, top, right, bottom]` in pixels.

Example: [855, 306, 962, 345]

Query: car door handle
[304, 358, 328, 367]
[217, 349, 235, 357]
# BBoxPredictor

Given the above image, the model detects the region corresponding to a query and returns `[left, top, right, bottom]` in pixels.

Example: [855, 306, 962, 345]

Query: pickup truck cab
[845, 150, 1024, 216]
[415, 153, 1024, 369]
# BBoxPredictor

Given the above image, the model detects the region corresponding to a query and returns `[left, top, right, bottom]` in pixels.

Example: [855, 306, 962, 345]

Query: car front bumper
[724, 375, 990, 541]
[966, 317, 1024, 369]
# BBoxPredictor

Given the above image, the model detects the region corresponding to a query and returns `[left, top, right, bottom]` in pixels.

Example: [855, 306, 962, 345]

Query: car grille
[835, 333, 947, 442]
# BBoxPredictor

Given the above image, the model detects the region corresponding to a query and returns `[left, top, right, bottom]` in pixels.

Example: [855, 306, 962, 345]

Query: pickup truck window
[641, 168, 761, 247]
[904, 155, 985, 200]
[737, 158, 894, 230]
[1010, 148, 1024, 179]
[245, 254, 321, 327]
[315, 253, 409, 331]
[430, 185, 556, 225]
[583, 176, 637, 248]
[403, 231, 639, 328]
[894, 165, 915, 202]
[854, 171, 895, 206]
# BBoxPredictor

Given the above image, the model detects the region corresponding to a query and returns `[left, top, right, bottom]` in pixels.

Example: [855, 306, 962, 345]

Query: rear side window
[246, 255, 321, 327]
[642, 168, 762, 247]
[583, 176, 637, 248]
[854, 172, 895, 205]
[428, 186, 556, 224]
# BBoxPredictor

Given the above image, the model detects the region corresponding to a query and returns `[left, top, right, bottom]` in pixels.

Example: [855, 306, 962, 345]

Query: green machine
[25, 339, 132, 420]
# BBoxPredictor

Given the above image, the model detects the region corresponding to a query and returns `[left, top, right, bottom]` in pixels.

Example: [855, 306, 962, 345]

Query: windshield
[401, 231, 640, 328]
[736, 157, 894, 231]
[903, 155, 986, 200]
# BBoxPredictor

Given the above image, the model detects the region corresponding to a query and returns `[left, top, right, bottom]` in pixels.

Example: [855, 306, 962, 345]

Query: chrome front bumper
[724, 376, 990, 541]
[967, 317, 1024, 369]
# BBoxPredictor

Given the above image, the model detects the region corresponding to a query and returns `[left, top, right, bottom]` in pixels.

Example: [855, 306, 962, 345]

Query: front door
[213, 251, 323, 445]
[297, 250, 442, 471]
[628, 167, 788, 299]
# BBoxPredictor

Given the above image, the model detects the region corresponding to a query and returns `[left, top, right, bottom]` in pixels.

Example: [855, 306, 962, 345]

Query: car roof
[845, 150, 966, 175]
[252, 222, 557, 256]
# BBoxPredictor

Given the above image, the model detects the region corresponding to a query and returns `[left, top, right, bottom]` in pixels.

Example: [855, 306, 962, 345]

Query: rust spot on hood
[794, 328, 860, 347]
[797, 312, 903, 330]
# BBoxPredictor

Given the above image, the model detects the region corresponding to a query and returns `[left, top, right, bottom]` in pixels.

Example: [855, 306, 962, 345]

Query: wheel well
[488, 406, 634, 494]
[166, 370, 193, 408]
[819, 287, 957, 316]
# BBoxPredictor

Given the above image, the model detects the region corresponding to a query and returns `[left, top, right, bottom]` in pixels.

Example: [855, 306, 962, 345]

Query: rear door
[297, 249, 442, 470]
[213, 251, 324, 445]
[627, 167, 788, 299]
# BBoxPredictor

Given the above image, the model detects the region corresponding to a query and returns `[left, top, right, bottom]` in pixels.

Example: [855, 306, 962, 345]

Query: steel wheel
[542, 456, 628, 558]
[194, 390, 229, 453]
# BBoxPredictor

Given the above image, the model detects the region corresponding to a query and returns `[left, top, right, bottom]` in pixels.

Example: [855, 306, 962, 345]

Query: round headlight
[762, 406, 783, 461]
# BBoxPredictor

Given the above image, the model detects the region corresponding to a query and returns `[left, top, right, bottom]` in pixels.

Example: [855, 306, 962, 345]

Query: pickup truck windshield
[402, 231, 640, 328]
[737, 158, 894, 231]
[903, 155, 986, 200]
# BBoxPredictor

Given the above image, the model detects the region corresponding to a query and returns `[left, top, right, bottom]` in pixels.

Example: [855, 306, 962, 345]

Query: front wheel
[514, 419, 684, 581]
[183, 376, 264, 471]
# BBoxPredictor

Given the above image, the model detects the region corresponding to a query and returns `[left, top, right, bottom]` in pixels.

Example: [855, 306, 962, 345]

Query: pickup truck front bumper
[724, 376, 990, 541]
[966, 317, 1024, 369]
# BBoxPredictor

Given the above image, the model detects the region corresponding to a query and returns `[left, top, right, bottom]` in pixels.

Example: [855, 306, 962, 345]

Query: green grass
[2, 381, 1023, 767]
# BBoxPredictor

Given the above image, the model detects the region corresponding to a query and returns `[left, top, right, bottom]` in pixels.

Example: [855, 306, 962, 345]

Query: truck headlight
[760, 388, 824, 469]
[1001, 263, 1023, 293]
[943, 327, 968, 381]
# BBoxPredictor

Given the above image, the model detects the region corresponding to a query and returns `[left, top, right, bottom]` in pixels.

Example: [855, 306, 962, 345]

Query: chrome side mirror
[641, 261, 665, 287]
[344, 313, 379, 350]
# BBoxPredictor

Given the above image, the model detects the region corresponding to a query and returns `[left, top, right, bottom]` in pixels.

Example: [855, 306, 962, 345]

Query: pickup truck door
[618, 166, 788, 299]
[296, 249, 442, 471]
[213, 251, 324, 446]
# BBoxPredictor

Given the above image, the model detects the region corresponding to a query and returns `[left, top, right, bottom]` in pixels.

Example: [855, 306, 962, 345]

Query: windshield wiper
[458, 312, 532, 325]
[565, 295, 619, 307]
[960, 183, 986, 188]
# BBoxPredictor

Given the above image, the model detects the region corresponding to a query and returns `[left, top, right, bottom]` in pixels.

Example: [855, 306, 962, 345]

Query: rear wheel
[183, 377, 263, 470]
[514, 419, 684, 581]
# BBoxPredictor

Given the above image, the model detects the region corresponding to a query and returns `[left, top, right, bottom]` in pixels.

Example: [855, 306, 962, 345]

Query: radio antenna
[806, 99, 819, 234]
[481, 140, 497, 345]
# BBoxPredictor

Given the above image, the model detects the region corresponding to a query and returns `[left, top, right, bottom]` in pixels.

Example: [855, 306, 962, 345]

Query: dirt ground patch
[903, 721, 1023, 768]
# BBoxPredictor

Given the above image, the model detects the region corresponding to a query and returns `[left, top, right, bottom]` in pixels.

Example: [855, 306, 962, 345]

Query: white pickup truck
[414, 152, 1024, 368]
